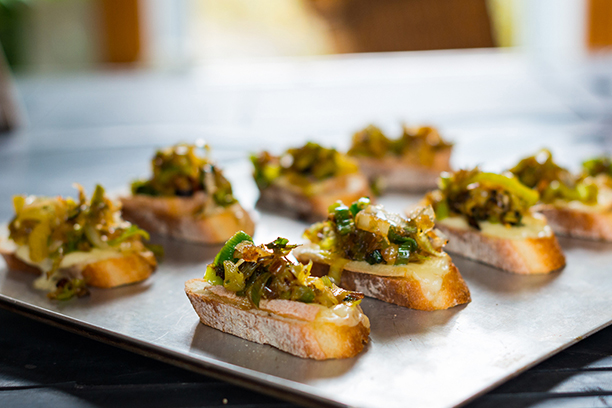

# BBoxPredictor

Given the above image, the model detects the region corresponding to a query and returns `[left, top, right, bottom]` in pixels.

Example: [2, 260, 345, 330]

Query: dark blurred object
[0, 0, 27, 68]
[100, 0, 142, 63]
[0, 41, 22, 132]
[308, 0, 495, 52]
[588, 0, 612, 50]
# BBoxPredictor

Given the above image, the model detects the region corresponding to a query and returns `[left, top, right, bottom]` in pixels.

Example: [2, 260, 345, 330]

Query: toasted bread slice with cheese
[255, 173, 371, 222]
[186, 279, 370, 360]
[4, 184, 157, 299]
[348, 125, 452, 193]
[294, 247, 470, 311]
[252, 142, 372, 222]
[1, 250, 156, 289]
[513, 154, 612, 242]
[120, 193, 254, 244]
[185, 232, 370, 359]
[435, 213, 565, 274]
[293, 198, 470, 311]
[124, 143, 255, 244]
[532, 202, 612, 241]
[422, 168, 565, 274]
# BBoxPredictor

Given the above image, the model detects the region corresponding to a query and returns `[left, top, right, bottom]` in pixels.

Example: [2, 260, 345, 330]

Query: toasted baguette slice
[1, 250, 156, 288]
[293, 245, 470, 311]
[185, 279, 370, 360]
[120, 193, 254, 244]
[435, 214, 565, 274]
[256, 173, 371, 222]
[356, 152, 450, 193]
[533, 203, 612, 242]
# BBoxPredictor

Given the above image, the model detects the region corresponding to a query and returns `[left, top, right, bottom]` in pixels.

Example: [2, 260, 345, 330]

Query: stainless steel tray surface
[1, 164, 612, 408]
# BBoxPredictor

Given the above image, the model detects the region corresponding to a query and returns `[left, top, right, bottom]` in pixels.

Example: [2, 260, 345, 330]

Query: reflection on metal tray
[2, 165, 612, 408]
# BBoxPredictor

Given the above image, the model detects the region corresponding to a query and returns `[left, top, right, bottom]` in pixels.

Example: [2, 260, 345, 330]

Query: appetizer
[121, 143, 254, 244]
[185, 232, 370, 360]
[1, 184, 157, 300]
[293, 198, 470, 311]
[510, 150, 612, 241]
[347, 124, 453, 192]
[251, 142, 371, 222]
[423, 168, 565, 274]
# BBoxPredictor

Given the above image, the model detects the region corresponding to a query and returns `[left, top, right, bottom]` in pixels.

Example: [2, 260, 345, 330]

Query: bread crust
[256, 173, 371, 222]
[534, 204, 612, 242]
[355, 150, 450, 192]
[436, 223, 566, 274]
[120, 193, 255, 244]
[185, 279, 370, 359]
[1, 251, 156, 288]
[304, 259, 470, 311]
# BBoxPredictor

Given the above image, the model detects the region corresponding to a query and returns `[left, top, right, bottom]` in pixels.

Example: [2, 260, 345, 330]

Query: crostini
[1, 184, 157, 300]
[251, 142, 372, 222]
[293, 198, 470, 311]
[510, 150, 612, 241]
[121, 143, 254, 244]
[422, 168, 565, 274]
[185, 232, 370, 360]
[347, 124, 453, 193]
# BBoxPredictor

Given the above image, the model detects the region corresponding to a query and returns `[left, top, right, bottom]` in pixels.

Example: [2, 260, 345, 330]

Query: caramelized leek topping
[251, 142, 360, 190]
[131, 143, 237, 208]
[347, 124, 453, 166]
[303, 198, 445, 272]
[510, 149, 598, 205]
[425, 168, 538, 229]
[205, 232, 363, 308]
[8, 184, 151, 299]
[583, 156, 612, 178]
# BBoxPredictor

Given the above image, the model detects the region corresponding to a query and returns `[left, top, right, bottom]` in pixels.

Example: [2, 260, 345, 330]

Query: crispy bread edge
[1, 251, 156, 288]
[536, 205, 612, 242]
[256, 174, 372, 222]
[184, 279, 369, 360]
[120, 196, 255, 244]
[306, 260, 471, 311]
[437, 223, 566, 274]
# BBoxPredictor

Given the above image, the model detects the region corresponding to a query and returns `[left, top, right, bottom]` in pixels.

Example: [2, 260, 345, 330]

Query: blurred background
[1, 0, 611, 72]
[1, 0, 612, 194]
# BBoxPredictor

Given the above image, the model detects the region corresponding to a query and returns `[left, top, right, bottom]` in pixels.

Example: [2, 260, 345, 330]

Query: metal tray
[2, 165, 612, 408]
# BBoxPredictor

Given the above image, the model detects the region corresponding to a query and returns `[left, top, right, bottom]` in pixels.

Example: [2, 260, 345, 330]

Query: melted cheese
[438, 213, 552, 240]
[316, 303, 370, 328]
[15, 245, 124, 274]
[294, 244, 449, 302]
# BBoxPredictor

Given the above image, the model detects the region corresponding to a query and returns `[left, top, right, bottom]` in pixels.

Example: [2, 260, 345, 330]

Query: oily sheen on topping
[438, 213, 553, 240]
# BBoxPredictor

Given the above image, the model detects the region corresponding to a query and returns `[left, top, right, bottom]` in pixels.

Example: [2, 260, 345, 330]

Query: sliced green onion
[223, 260, 245, 292]
[365, 249, 384, 265]
[334, 205, 353, 235]
[204, 265, 223, 285]
[349, 197, 371, 217]
[395, 243, 413, 265]
[213, 231, 253, 267]
[434, 199, 450, 220]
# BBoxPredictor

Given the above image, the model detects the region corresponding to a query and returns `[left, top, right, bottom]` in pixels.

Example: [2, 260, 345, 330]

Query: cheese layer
[15, 245, 124, 274]
[188, 279, 368, 328]
[438, 213, 552, 240]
